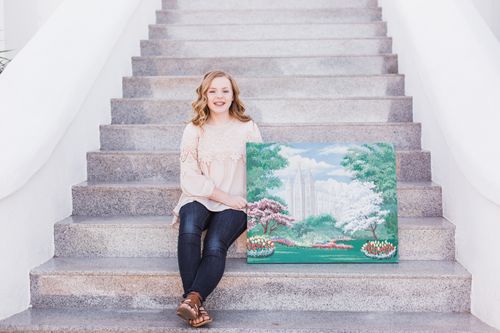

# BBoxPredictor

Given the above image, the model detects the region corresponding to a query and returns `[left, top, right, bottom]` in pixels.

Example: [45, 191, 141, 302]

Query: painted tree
[341, 143, 397, 235]
[247, 198, 296, 235]
[246, 143, 288, 204]
[332, 181, 388, 240]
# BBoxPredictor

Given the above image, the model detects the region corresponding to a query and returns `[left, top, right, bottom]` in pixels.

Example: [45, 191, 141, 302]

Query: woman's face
[206, 76, 233, 115]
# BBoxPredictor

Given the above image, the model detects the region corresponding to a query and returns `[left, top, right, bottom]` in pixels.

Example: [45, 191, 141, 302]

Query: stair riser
[132, 55, 398, 76]
[156, 8, 383, 25]
[87, 151, 430, 182]
[162, 0, 379, 10]
[100, 123, 419, 151]
[54, 223, 454, 260]
[141, 39, 391, 57]
[123, 76, 404, 99]
[111, 98, 413, 124]
[148, 23, 388, 40]
[71, 185, 441, 217]
[30, 273, 470, 312]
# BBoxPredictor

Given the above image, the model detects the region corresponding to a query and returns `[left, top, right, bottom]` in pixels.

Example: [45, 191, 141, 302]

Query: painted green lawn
[247, 239, 399, 264]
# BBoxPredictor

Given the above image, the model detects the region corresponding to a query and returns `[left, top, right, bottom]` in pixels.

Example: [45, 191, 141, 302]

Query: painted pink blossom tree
[247, 198, 295, 235]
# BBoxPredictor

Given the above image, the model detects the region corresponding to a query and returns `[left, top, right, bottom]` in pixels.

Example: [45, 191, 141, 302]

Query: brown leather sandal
[189, 306, 213, 328]
[176, 291, 202, 322]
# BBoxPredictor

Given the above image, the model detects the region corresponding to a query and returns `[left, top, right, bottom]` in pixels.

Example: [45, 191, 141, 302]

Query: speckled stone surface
[156, 8, 382, 25]
[29, 258, 470, 312]
[1, 308, 499, 333]
[122, 75, 404, 99]
[87, 151, 179, 182]
[132, 55, 397, 77]
[87, 150, 428, 182]
[71, 181, 181, 216]
[147, 23, 388, 41]
[398, 182, 442, 217]
[111, 97, 413, 124]
[141, 38, 390, 57]
[71, 181, 440, 217]
[162, 0, 378, 10]
[54, 216, 454, 260]
[100, 123, 419, 151]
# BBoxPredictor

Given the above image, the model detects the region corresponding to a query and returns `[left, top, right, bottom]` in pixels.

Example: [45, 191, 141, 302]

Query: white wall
[0, 0, 159, 320]
[0, 0, 5, 50]
[380, 0, 500, 329]
[3, 0, 64, 56]
[471, 0, 500, 41]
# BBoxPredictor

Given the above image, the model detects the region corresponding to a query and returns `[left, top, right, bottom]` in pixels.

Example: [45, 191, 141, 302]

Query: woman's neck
[207, 112, 233, 126]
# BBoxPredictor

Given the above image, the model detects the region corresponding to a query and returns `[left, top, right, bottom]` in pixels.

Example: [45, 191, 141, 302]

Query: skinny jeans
[178, 200, 247, 300]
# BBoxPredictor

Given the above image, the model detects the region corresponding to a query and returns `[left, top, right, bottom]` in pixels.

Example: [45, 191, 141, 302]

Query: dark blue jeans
[178, 201, 247, 301]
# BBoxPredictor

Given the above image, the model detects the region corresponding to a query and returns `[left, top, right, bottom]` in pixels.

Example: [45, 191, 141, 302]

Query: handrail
[0, 0, 142, 199]
[380, 0, 500, 206]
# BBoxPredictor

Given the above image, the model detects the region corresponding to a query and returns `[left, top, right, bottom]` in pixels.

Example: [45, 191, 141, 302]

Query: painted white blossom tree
[325, 180, 388, 240]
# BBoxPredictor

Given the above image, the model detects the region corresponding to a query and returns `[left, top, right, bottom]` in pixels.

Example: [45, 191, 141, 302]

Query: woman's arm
[179, 123, 216, 197]
[209, 188, 247, 209]
[180, 123, 247, 209]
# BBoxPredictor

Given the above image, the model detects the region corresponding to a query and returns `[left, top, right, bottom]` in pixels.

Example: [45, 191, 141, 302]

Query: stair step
[132, 55, 398, 76]
[148, 23, 387, 40]
[123, 75, 404, 99]
[99, 123, 419, 151]
[30, 257, 469, 311]
[111, 97, 413, 124]
[87, 150, 430, 182]
[4, 308, 499, 333]
[141, 38, 391, 57]
[162, 0, 379, 10]
[71, 181, 441, 217]
[156, 8, 383, 25]
[54, 216, 454, 260]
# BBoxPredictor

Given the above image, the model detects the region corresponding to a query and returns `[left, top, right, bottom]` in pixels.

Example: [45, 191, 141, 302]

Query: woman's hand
[209, 188, 247, 209]
[223, 195, 247, 210]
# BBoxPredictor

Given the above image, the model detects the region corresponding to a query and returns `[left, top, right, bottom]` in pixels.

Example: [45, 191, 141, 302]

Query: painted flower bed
[247, 235, 275, 257]
[361, 240, 397, 259]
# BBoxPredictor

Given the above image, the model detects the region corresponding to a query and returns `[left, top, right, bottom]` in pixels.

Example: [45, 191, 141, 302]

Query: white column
[0, 0, 5, 50]
[471, 0, 500, 41]
[4, 0, 64, 56]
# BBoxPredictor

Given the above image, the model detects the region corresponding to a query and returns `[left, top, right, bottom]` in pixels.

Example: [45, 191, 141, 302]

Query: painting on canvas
[246, 142, 399, 263]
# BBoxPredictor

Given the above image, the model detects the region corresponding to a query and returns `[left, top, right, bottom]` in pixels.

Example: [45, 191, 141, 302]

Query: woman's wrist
[208, 187, 229, 205]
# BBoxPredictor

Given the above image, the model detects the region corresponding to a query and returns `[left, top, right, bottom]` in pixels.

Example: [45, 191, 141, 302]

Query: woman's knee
[203, 237, 229, 257]
[179, 201, 209, 235]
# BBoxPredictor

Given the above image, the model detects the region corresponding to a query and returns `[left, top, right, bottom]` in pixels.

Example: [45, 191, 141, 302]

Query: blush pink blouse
[171, 118, 263, 225]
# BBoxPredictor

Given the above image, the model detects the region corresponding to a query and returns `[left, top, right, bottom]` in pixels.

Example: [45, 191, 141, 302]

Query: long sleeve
[247, 120, 263, 143]
[179, 123, 216, 197]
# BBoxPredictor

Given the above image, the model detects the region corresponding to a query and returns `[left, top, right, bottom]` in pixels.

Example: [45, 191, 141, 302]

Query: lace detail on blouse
[171, 119, 263, 225]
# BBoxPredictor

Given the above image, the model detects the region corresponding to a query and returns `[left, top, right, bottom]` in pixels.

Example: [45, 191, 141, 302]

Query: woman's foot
[189, 306, 212, 328]
[176, 291, 202, 321]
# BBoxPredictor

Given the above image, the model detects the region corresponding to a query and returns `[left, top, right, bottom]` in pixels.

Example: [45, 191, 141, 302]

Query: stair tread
[56, 215, 453, 230]
[150, 22, 386, 27]
[125, 74, 403, 79]
[100, 122, 417, 128]
[74, 180, 439, 189]
[112, 96, 412, 101]
[88, 149, 428, 155]
[31, 257, 470, 278]
[1, 308, 498, 333]
[133, 54, 396, 60]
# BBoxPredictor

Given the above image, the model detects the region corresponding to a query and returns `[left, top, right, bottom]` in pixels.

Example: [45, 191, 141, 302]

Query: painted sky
[274, 142, 361, 183]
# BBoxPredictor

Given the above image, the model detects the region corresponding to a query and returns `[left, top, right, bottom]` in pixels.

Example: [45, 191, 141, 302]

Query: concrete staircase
[1, 0, 499, 332]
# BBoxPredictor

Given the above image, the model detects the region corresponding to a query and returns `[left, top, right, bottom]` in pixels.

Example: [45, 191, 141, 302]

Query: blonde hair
[191, 70, 252, 126]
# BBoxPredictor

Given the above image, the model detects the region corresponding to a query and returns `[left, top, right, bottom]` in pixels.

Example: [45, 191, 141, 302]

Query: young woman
[171, 70, 262, 327]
